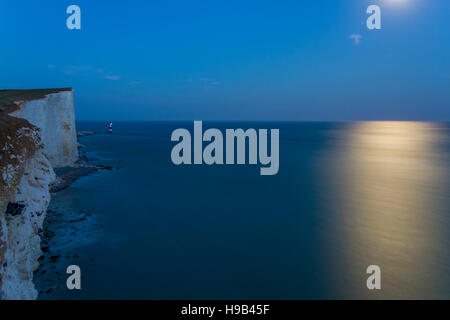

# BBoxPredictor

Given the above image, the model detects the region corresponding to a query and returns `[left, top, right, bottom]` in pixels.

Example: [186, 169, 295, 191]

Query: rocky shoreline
[33, 131, 116, 298]
[49, 133, 114, 193]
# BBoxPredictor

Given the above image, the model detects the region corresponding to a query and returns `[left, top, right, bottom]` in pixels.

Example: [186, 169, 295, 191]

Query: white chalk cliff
[0, 88, 78, 299]
[10, 90, 78, 168]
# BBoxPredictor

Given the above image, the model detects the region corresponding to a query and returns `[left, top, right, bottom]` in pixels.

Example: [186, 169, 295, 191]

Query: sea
[34, 121, 450, 299]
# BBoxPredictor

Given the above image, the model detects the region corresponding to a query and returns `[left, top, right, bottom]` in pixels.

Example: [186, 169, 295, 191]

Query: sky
[0, 0, 449, 121]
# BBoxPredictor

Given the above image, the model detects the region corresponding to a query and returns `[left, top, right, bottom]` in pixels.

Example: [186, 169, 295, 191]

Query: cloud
[182, 78, 221, 87]
[63, 65, 97, 76]
[350, 34, 362, 45]
[199, 78, 221, 86]
[60, 65, 121, 80]
[104, 75, 120, 81]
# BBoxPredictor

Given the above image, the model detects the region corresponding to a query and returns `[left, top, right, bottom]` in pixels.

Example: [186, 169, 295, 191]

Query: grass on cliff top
[0, 88, 72, 113]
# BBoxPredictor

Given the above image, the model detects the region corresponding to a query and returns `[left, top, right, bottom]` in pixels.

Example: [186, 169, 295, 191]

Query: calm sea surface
[35, 121, 450, 299]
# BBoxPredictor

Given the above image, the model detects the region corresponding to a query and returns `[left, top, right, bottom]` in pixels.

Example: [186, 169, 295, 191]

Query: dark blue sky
[1, 0, 449, 121]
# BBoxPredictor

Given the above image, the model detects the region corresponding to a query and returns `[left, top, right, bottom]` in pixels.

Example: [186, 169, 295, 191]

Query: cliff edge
[0, 88, 78, 299]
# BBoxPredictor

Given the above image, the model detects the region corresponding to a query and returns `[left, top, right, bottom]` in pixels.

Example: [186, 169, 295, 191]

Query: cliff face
[0, 88, 77, 299]
[0, 150, 55, 299]
[9, 90, 79, 168]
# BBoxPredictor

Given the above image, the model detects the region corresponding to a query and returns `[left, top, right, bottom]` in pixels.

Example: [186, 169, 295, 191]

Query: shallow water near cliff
[35, 121, 450, 299]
